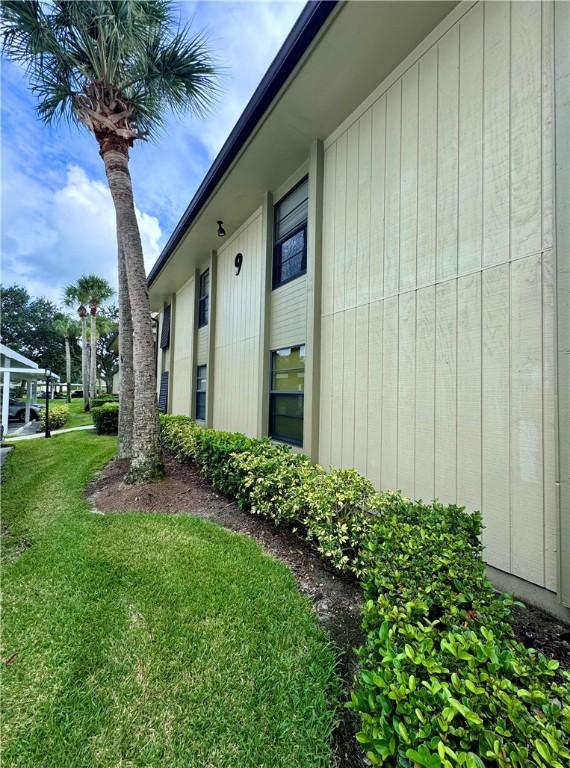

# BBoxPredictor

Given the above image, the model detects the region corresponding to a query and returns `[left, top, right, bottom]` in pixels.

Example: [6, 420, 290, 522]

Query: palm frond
[76, 274, 115, 305]
[2, 1, 56, 62]
[127, 26, 219, 124]
[62, 284, 79, 308]
[2, 0, 220, 140]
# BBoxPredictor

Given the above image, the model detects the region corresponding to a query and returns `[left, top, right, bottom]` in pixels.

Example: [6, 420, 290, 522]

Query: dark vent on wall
[160, 305, 171, 349]
[158, 371, 169, 413]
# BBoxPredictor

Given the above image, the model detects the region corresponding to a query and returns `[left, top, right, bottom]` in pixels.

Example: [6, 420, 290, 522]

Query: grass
[1, 432, 338, 768]
[64, 397, 94, 429]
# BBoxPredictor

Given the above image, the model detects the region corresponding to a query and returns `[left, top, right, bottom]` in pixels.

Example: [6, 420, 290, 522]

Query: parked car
[8, 398, 44, 422]
[71, 390, 83, 398]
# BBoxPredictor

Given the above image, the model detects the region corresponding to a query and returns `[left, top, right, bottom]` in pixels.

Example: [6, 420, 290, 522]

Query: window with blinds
[273, 178, 308, 289]
[198, 270, 209, 328]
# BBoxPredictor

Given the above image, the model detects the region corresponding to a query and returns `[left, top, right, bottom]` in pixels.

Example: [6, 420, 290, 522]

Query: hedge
[91, 395, 119, 409]
[39, 404, 68, 431]
[159, 415, 570, 767]
[91, 403, 119, 434]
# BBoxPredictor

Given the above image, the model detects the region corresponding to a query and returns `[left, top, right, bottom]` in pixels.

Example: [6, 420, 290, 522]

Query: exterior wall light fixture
[217, 220, 226, 237]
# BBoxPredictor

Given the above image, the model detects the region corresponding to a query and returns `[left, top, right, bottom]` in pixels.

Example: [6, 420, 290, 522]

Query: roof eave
[147, 0, 338, 288]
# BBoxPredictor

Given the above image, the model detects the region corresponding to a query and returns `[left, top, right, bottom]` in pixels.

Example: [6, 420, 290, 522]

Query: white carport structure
[0, 344, 60, 434]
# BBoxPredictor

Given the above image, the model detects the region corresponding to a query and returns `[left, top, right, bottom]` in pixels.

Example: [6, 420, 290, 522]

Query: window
[158, 371, 169, 413]
[273, 178, 308, 289]
[160, 304, 171, 349]
[269, 345, 305, 446]
[198, 270, 209, 328]
[196, 365, 207, 421]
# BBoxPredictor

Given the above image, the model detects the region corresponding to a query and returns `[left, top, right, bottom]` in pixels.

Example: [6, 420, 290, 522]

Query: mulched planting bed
[87, 453, 366, 768]
[510, 603, 570, 673]
[87, 452, 570, 766]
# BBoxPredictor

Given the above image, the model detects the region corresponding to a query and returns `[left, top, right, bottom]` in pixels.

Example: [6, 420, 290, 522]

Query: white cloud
[1, 1, 304, 299]
[2, 164, 162, 303]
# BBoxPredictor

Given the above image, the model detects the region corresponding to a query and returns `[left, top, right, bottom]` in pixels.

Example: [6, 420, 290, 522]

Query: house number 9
[234, 252, 243, 276]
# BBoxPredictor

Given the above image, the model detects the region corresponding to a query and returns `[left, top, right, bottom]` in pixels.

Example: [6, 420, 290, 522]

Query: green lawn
[1, 432, 338, 768]
[64, 397, 94, 428]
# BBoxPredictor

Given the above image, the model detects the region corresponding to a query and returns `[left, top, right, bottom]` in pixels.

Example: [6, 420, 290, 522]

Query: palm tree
[2, 1, 218, 482]
[54, 315, 80, 403]
[117, 243, 134, 460]
[65, 275, 113, 408]
[80, 275, 114, 406]
[63, 283, 91, 411]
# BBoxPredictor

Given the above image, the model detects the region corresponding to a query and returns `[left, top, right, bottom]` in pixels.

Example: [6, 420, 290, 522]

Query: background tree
[64, 275, 114, 408]
[64, 283, 91, 411]
[79, 275, 114, 405]
[95, 306, 119, 395]
[1, 284, 81, 380]
[2, 1, 218, 482]
[54, 315, 80, 402]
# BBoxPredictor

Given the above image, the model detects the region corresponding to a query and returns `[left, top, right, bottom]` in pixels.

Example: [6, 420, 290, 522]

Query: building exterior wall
[150, 0, 566, 611]
[318, 0, 557, 592]
[554, 0, 570, 607]
[213, 209, 264, 435]
[170, 276, 195, 416]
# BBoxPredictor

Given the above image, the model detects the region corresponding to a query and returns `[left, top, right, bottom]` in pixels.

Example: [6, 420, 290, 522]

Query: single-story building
[147, 1, 569, 618]
[0, 344, 60, 434]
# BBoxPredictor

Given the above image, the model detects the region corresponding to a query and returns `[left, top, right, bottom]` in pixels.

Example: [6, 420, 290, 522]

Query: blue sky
[1, 0, 304, 303]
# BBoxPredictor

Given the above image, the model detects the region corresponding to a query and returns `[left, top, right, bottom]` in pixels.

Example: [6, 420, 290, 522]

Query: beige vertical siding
[319, 0, 557, 590]
[170, 276, 194, 416]
[269, 276, 307, 349]
[213, 209, 264, 436]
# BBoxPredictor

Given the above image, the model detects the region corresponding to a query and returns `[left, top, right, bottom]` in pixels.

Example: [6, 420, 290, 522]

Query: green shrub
[159, 415, 570, 766]
[91, 403, 119, 434]
[91, 395, 119, 409]
[39, 404, 68, 431]
[232, 447, 317, 524]
[353, 501, 570, 767]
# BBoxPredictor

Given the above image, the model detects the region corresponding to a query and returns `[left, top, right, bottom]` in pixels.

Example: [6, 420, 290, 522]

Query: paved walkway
[6, 421, 39, 438]
[4, 425, 95, 442]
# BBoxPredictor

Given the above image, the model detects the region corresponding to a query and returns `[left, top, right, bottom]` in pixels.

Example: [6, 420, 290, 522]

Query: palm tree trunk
[117, 241, 134, 460]
[90, 311, 97, 403]
[85, 342, 91, 408]
[65, 337, 71, 403]
[81, 316, 90, 411]
[101, 141, 162, 482]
